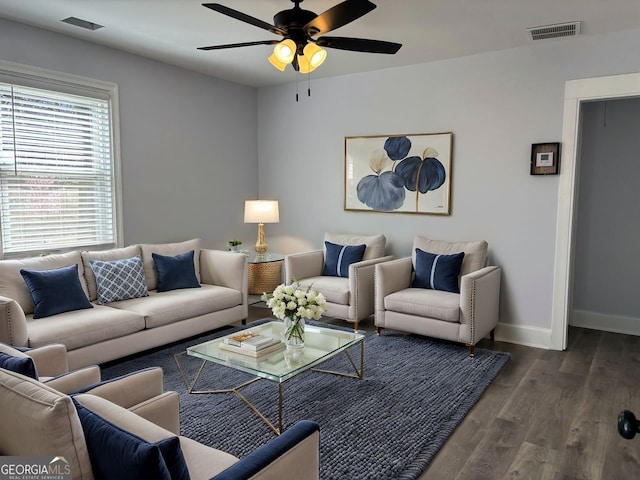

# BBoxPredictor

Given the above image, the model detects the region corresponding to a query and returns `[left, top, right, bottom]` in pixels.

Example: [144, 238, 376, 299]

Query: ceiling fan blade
[203, 3, 286, 36]
[316, 36, 402, 54]
[304, 0, 376, 36]
[198, 40, 280, 51]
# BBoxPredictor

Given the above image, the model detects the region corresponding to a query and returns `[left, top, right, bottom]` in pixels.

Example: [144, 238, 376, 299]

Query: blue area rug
[102, 320, 510, 480]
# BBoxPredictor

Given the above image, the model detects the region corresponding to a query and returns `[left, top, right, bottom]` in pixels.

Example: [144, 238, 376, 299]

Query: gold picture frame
[344, 132, 453, 215]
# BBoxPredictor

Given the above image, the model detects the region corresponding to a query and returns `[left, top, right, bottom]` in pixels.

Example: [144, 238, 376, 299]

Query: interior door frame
[551, 72, 640, 350]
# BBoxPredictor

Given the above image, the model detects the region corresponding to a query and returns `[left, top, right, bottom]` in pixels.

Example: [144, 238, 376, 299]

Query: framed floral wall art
[344, 132, 453, 215]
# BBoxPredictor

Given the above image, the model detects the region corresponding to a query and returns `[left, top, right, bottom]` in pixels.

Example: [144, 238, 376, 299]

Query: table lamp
[244, 200, 279, 254]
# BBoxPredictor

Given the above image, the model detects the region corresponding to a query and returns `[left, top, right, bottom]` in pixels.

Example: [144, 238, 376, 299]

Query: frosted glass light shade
[268, 53, 287, 71]
[273, 39, 296, 63]
[298, 44, 327, 74]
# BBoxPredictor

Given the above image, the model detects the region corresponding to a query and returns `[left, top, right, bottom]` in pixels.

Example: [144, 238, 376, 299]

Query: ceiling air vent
[527, 21, 581, 41]
[61, 17, 104, 31]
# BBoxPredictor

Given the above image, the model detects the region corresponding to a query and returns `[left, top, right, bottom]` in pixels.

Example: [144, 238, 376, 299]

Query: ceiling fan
[198, 0, 402, 73]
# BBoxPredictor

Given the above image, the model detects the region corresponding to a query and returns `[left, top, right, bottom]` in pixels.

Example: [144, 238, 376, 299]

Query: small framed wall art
[344, 132, 453, 215]
[530, 142, 560, 175]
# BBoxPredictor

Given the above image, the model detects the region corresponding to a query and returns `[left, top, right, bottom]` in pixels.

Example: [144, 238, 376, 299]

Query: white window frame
[0, 60, 123, 258]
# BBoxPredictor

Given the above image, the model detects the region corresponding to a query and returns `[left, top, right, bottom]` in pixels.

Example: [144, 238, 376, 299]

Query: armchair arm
[348, 255, 394, 321]
[0, 295, 28, 346]
[128, 391, 181, 436]
[460, 266, 502, 344]
[43, 365, 101, 394]
[285, 250, 324, 283]
[74, 367, 164, 409]
[211, 420, 320, 480]
[374, 258, 413, 327]
[25, 343, 70, 377]
[73, 367, 180, 433]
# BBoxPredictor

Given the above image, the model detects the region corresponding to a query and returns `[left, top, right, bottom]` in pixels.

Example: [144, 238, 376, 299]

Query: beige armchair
[375, 236, 501, 356]
[0, 342, 179, 433]
[285, 233, 393, 330]
[0, 367, 320, 480]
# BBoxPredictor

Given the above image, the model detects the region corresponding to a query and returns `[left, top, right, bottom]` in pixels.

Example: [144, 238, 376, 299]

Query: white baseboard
[571, 310, 640, 337]
[493, 322, 553, 350]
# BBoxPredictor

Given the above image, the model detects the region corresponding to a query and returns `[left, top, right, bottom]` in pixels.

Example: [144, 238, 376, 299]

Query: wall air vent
[61, 17, 104, 31]
[527, 21, 581, 41]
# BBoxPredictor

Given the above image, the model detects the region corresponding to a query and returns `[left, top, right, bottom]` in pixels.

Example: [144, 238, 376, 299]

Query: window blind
[0, 83, 116, 256]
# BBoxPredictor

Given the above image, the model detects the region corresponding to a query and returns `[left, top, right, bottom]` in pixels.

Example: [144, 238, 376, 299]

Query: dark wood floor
[248, 304, 640, 480]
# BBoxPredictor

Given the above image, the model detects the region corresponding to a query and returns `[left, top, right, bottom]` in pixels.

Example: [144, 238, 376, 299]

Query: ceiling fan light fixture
[268, 53, 287, 71]
[273, 39, 296, 64]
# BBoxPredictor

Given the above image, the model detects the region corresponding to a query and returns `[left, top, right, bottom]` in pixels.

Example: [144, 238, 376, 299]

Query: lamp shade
[273, 39, 296, 64]
[298, 43, 327, 73]
[268, 53, 287, 71]
[304, 43, 327, 68]
[244, 200, 279, 224]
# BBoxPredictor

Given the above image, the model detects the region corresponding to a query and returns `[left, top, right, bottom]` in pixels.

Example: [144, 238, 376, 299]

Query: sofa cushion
[140, 239, 201, 291]
[384, 288, 461, 323]
[0, 251, 88, 315]
[0, 369, 93, 479]
[26, 305, 145, 351]
[324, 232, 386, 261]
[322, 242, 366, 278]
[109, 284, 242, 329]
[412, 249, 465, 293]
[152, 251, 201, 292]
[412, 237, 487, 277]
[0, 349, 38, 379]
[20, 265, 93, 319]
[298, 276, 350, 306]
[73, 400, 186, 480]
[82, 245, 142, 301]
[90, 256, 149, 304]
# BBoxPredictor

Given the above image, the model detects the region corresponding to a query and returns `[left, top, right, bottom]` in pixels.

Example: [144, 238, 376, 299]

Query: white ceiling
[0, 0, 639, 88]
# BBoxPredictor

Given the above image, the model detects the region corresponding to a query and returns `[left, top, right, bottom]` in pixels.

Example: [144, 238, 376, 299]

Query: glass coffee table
[175, 321, 364, 434]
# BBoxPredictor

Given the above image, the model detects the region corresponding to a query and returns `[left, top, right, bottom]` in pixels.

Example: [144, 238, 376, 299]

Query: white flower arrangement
[263, 281, 327, 321]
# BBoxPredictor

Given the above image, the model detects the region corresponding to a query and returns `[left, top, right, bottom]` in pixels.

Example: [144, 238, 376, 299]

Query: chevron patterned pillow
[90, 256, 149, 304]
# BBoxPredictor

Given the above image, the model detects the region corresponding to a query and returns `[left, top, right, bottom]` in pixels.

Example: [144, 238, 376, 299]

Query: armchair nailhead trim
[469, 278, 476, 345]
[5, 303, 14, 345]
[352, 268, 359, 322]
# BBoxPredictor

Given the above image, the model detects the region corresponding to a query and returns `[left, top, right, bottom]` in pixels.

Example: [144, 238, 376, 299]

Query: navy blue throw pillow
[322, 242, 366, 278]
[152, 250, 200, 292]
[157, 436, 191, 480]
[0, 351, 38, 380]
[20, 265, 93, 319]
[73, 400, 190, 480]
[412, 248, 465, 293]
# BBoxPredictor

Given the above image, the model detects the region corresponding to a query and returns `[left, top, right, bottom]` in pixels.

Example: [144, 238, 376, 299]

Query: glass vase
[284, 316, 305, 350]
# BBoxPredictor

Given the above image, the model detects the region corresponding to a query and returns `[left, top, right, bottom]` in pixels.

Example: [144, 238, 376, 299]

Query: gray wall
[3, 13, 640, 342]
[257, 28, 640, 337]
[572, 98, 640, 331]
[0, 17, 259, 249]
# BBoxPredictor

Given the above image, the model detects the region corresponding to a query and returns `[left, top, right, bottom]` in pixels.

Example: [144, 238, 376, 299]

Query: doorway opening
[551, 72, 640, 350]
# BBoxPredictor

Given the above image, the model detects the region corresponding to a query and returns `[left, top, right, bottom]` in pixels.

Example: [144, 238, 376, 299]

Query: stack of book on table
[219, 331, 284, 357]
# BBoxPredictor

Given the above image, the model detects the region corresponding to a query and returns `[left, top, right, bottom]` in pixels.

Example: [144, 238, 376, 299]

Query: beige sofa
[0, 239, 248, 369]
[0, 365, 320, 480]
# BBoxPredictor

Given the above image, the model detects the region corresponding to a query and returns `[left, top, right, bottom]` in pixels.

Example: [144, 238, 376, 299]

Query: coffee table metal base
[174, 343, 363, 435]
